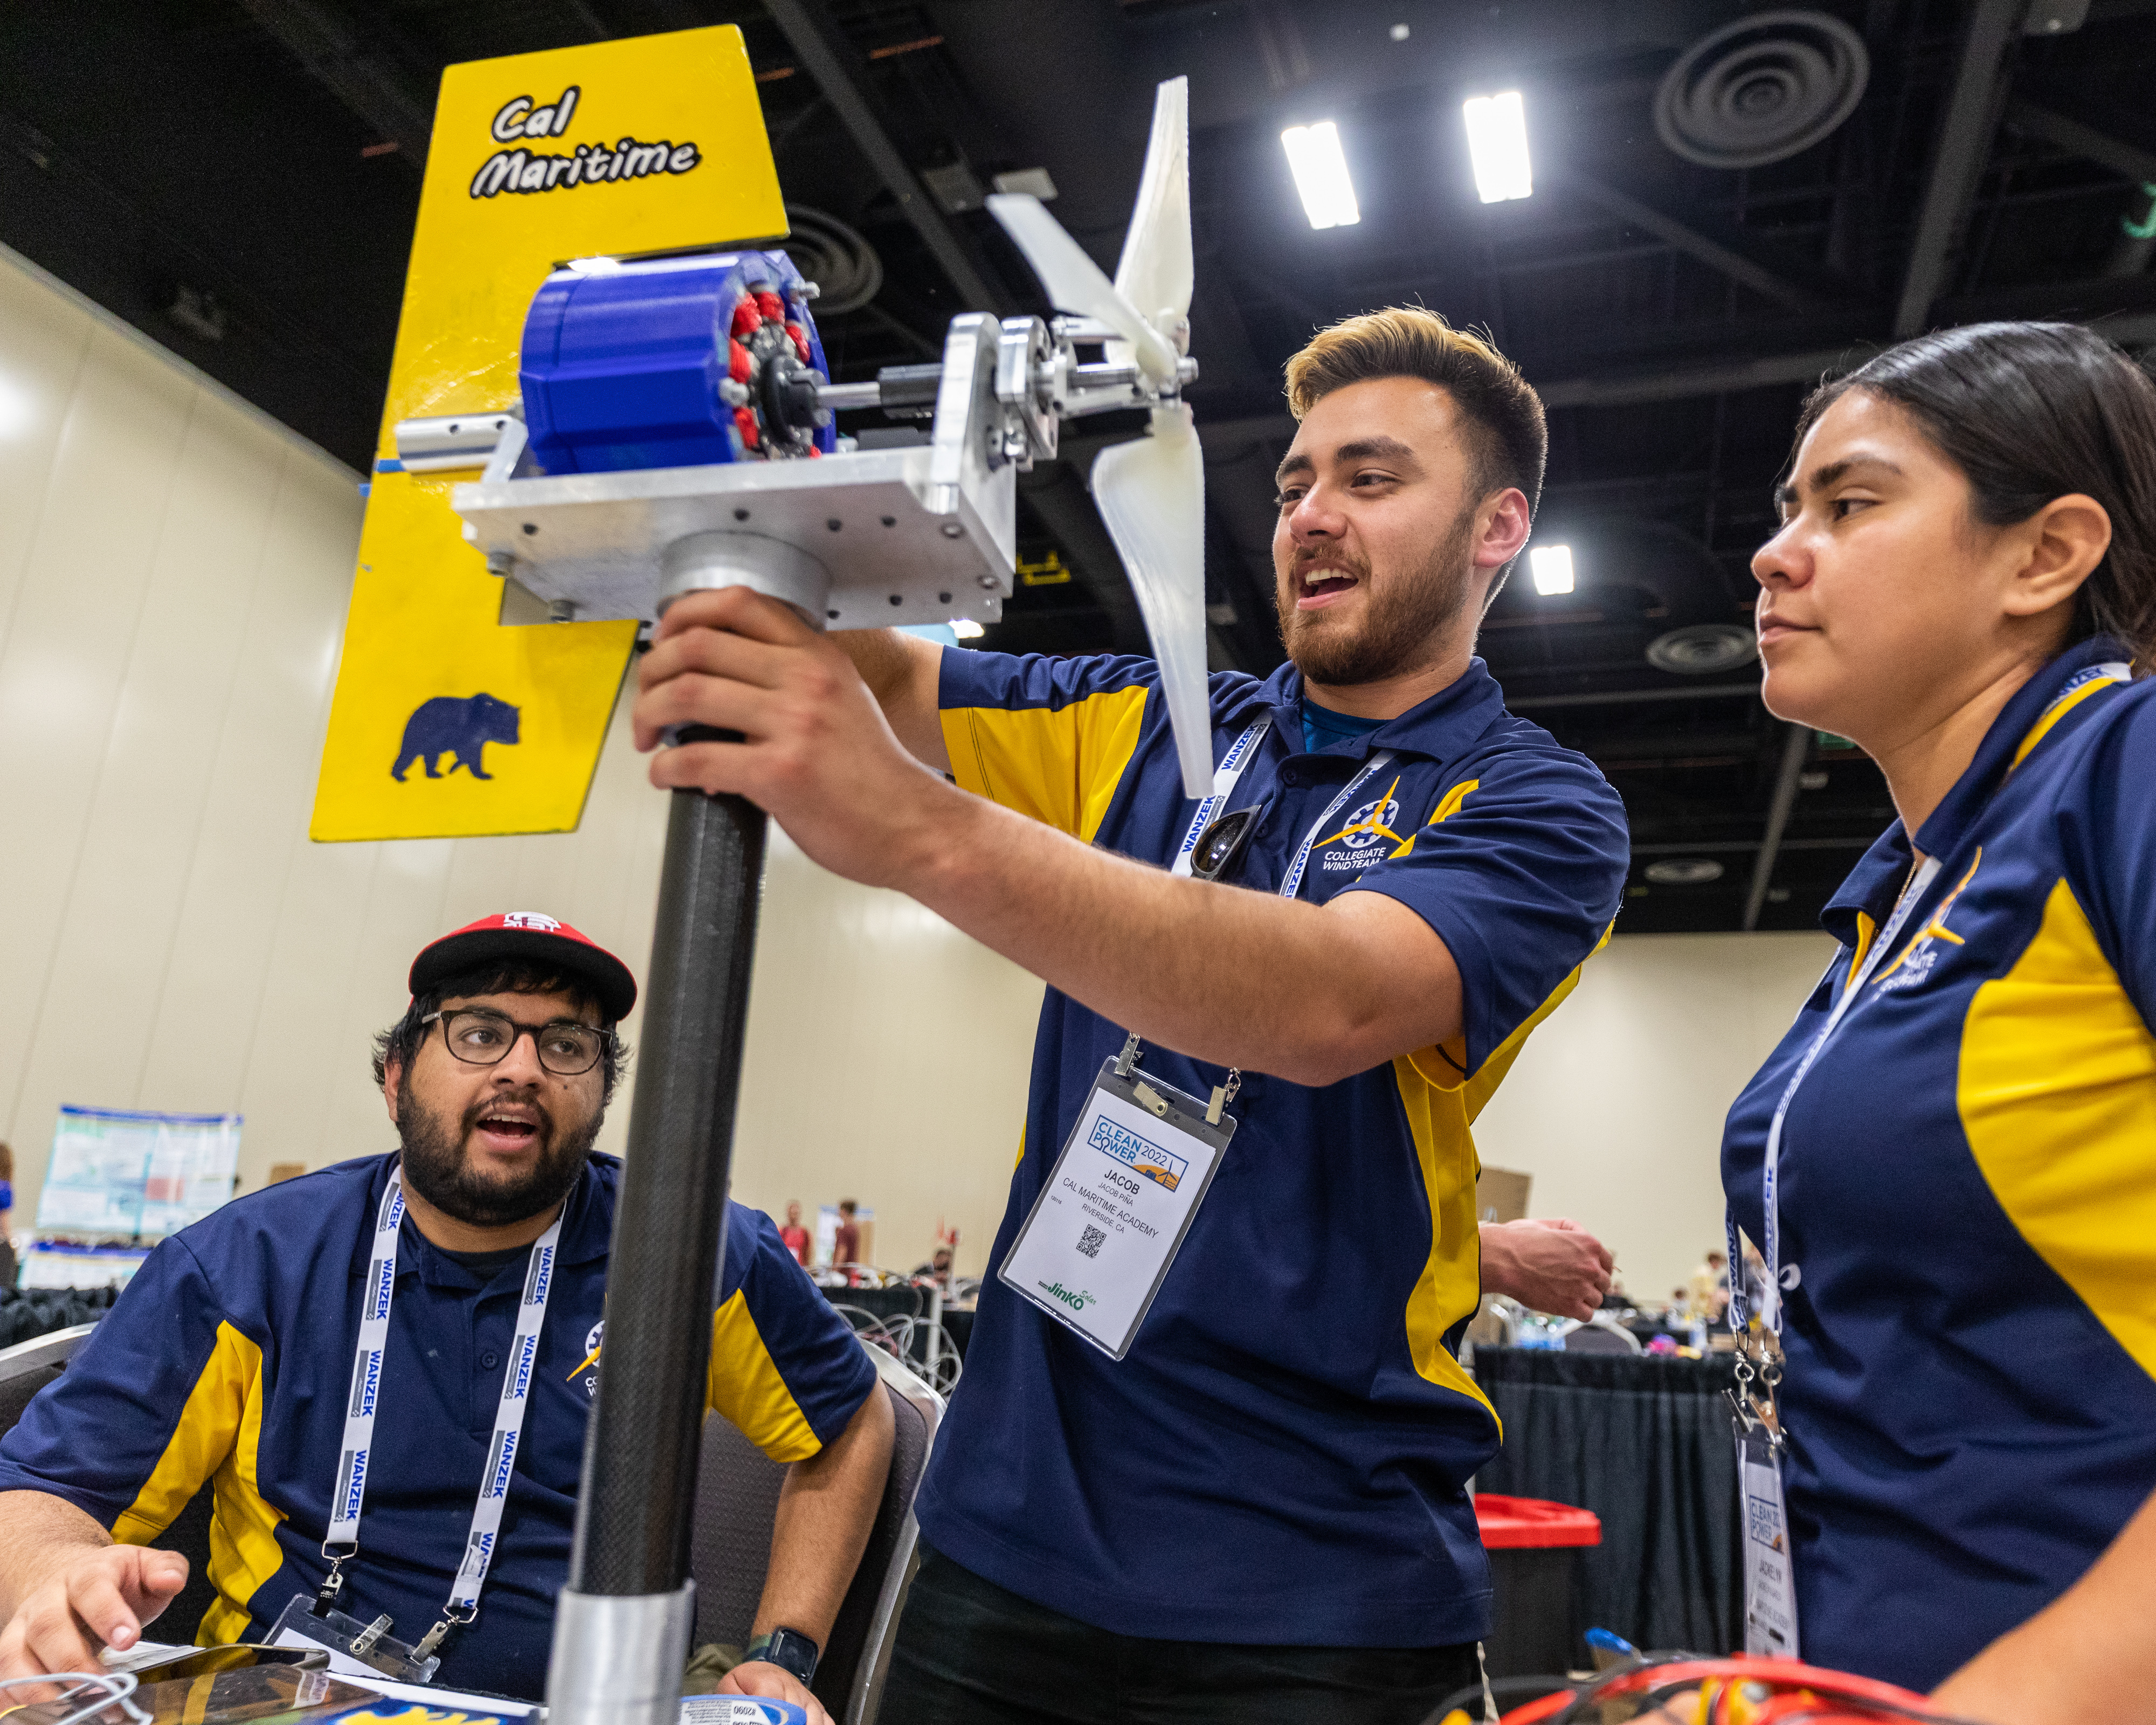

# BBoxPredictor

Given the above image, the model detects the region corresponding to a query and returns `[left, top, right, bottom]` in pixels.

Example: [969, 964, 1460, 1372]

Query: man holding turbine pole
[633, 305, 1625, 1723]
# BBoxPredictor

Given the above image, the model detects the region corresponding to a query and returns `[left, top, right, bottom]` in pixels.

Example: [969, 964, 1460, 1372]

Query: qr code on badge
[1076, 1224, 1107, 1259]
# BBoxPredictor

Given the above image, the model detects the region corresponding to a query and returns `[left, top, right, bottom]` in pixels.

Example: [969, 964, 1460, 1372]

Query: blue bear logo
[392, 693, 521, 782]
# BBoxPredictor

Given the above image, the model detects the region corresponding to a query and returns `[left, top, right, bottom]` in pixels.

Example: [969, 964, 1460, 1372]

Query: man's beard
[396, 1087, 600, 1227]
[1277, 501, 1478, 686]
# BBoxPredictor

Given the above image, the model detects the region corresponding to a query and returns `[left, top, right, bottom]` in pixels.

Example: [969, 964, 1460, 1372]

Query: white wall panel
[1472, 930, 1837, 1301]
[0, 266, 93, 651]
[0, 327, 195, 1140]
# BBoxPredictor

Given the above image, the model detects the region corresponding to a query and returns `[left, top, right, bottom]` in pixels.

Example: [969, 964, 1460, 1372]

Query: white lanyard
[1167, 715, 1396, 902]
[1170, 717, 1271, 877]
[1130, 721, 1396, 1115]
[1739, 857, 1939, 1335]
[1279, 750, 1397, 901]
[327, 1168, 563, 1653]
[1731, 658, 2134, 1336]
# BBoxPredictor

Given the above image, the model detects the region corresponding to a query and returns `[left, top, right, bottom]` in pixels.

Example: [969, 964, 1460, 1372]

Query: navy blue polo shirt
[1723, 638, 2156, 1690]
[919, 649, 1628, 1646]
[0, 1152, 876, 1698]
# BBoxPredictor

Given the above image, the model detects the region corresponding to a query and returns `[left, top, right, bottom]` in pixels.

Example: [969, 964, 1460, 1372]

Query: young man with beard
[0, 913, 892, 1720]
[628, 308, 1628, 1722]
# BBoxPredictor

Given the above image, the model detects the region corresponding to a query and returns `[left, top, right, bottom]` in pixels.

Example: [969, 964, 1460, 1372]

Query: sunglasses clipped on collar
[1190, 796, 1270, 882]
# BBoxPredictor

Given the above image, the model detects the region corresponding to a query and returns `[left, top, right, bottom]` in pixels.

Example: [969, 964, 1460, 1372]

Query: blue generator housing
[519, 249, 835, 474]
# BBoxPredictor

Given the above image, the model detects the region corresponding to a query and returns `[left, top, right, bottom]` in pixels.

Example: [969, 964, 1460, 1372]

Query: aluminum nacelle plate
[452, 444, 1015, 628]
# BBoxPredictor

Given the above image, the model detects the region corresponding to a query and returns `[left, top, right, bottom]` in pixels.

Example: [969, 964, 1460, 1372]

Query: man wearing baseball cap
[0, 913, 892, 1720]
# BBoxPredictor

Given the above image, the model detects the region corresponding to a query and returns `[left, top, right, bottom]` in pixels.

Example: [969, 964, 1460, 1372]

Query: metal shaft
[568, 762, 768, 1593]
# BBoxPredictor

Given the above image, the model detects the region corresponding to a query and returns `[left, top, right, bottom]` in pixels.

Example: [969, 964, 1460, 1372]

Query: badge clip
[270, 1592, 444, 1685]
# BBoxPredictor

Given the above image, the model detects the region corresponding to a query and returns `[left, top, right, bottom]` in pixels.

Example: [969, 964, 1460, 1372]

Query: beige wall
[1473, 930, 1839, 1302]
[728, 836, 1044, 1279]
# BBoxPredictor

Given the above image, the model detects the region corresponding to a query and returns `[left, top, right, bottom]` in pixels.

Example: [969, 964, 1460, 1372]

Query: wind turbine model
[442, 77, 1210, 792]
[401, 74, 1211, 1725]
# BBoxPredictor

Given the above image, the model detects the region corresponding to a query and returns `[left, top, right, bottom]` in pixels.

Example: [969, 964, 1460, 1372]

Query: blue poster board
[36, 1106, 242, 1240]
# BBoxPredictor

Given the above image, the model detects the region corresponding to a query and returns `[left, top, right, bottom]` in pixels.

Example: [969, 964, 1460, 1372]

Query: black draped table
[1472, 1345, 1744, 1659]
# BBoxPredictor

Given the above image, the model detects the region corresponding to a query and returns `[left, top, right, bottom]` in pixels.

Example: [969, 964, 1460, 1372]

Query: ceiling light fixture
[1644, 857, 1725, 885]
[1463, 91, 1533, 203]
[1529, 544, 1574, 595]
[1281, 121, 1360, 229]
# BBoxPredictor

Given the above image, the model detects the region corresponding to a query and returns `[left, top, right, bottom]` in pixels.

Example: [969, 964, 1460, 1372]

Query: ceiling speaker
[1655, 9, 1870, 170]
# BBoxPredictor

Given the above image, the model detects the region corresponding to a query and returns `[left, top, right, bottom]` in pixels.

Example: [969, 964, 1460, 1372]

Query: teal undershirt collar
[1301, 697, 1386, 755]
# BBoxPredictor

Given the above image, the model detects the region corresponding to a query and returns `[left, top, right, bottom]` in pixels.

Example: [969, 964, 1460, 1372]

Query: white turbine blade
[1093, 406, 1211, 798]
[987, 192, 1180, 386]
[1111, 77, 1193, 358]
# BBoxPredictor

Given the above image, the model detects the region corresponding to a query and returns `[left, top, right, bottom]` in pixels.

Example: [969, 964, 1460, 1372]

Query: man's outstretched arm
[636, 591, 1478, 1086]
[720, 1385, 896, 1722]
[0, 1491, 189, 1679]
[831, 628, 948, 771]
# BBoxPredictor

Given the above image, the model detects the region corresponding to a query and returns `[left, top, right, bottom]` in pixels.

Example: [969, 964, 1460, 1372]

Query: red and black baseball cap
[410, 913, 638, 1023]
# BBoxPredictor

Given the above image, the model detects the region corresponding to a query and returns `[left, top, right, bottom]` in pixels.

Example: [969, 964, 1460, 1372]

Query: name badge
[271, 1592, 443, 1685]
[999, 1058, 1233, 1360]
[1737, 1426, 1800, 1659]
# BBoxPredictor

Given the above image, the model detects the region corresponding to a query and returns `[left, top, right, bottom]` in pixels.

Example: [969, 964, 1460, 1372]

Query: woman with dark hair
[1720, 320, 2156, 1720]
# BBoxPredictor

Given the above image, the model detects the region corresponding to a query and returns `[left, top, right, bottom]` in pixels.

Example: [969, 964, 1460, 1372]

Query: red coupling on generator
[733, 405, 759, 450]
[784, 321, 811, 364]
[754, 290, 787, 326]
[729, 296, 762, 338]
[728, 338, 752, 383]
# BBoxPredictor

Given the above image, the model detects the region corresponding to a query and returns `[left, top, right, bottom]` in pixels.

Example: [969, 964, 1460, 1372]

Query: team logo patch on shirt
[569, 1320, 604, 1396]
[1876, 853, 1981, 995]
[1315, 776, 1407, 871]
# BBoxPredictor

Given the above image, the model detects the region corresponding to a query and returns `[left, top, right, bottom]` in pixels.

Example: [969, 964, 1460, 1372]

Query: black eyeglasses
[422, 1008, 609, 1077]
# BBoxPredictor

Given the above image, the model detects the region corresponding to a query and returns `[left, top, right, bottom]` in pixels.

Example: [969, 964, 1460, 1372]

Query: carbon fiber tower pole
[546, 735, 766, 1725]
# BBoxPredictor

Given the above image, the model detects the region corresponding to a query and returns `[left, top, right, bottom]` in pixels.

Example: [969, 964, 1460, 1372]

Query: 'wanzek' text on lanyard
[1169, 715, 1398, 900]
[329, 1168, 561, 1657]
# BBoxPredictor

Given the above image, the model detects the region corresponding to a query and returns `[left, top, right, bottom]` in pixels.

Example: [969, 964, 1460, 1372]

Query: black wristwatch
[743, 1627, 820, 1686]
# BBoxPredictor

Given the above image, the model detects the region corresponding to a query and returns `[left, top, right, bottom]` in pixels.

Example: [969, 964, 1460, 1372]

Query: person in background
[1721, 321, 2156, 1719]
[779, 1199, 812, 1268]
[1687, 1249, 1728, 1321]
[0, 914, 890, 1715]
[832, 1200, 860, 1267]
[0, 1142, 15, 1292]
[911, 1246, 954, 1281]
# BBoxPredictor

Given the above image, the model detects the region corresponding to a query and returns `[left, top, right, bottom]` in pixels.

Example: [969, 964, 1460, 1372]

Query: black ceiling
[8, 0, 2156, 932]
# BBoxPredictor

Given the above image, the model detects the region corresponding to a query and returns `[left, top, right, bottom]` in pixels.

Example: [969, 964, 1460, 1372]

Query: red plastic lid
[1474, 1493, 1602, 1549]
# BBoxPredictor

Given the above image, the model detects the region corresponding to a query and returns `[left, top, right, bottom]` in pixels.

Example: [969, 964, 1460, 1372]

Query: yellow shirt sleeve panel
[1392, 1056, 1498, 1431]
[1960, 877, 2156, 1381]
[704, 1288, 825, 1465]
[198, 1334, 288, 1646]
[105, 1321, 284, 1649]
[1401, 921, 1607, 1125]
[939, 685, 1151, 841]
[111, 1321, 255, 1545]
